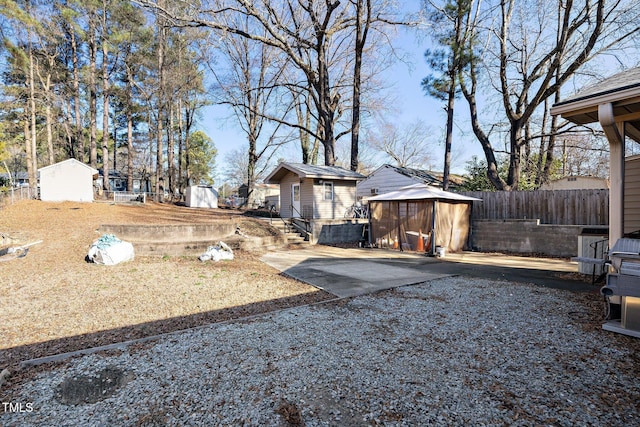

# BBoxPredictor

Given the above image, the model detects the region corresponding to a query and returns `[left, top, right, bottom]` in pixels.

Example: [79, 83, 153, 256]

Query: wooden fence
[458, 189, 609, 225]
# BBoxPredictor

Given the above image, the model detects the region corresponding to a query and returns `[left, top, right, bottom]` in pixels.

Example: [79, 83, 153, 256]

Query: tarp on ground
[368, 184, 481, 253]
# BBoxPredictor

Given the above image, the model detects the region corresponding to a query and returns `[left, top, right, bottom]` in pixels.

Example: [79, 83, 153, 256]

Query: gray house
[356, 164, 464, 201]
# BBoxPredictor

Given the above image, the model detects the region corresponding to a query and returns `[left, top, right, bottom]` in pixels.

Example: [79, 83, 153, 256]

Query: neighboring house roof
[239, 183, 280, 189]
[265, 162, 365, 183]
[360, 164, 465, 191]
[392, 165, 466, 187]
[38, 158, 99, 175]
[550, 67, 640, 142]
[368, 184, 481, 202]
[0, 171, 29, 181]
[384, 165, 442, 186]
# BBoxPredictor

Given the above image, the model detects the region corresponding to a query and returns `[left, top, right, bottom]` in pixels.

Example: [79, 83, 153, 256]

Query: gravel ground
[2, 276, 640, 426]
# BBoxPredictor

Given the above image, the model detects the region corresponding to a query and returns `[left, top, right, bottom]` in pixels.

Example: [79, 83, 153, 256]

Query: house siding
[625, 156, 640, 234]
[266, 163, 363, 219]
[39, 159, 96, 202]
[314, 180, 356, 219]
[357, 166, 422, 199]
[279, 173, 299, 218]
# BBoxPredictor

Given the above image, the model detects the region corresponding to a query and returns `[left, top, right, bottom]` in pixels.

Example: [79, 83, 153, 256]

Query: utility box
[577, 227, 609, 275]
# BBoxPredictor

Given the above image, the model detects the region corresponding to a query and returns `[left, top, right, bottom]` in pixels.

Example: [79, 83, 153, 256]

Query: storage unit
[185, 185, 218, 208]
[38, 158, 98, 202]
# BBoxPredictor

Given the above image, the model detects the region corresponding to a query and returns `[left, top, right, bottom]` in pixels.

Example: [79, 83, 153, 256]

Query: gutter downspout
[598, 102, 625, 244]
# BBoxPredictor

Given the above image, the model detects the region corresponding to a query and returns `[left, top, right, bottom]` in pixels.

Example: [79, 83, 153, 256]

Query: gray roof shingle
[265, 162, 365, 183]
[556, 67, 640, 106]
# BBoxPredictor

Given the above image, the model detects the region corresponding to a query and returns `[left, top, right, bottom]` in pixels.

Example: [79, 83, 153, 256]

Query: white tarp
[199, 241, 234, 262]
[88, 234, 135, 265]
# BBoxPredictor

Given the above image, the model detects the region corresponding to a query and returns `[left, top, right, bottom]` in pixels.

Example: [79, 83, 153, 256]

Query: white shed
[38, 158, 98, 202]
[185, 185, 218, 208]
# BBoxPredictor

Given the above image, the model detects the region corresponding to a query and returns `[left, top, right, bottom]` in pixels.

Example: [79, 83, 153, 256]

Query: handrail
[290, 204, 303, 219]
[290, 204, 311, 236]
[270, 205, 291, 233]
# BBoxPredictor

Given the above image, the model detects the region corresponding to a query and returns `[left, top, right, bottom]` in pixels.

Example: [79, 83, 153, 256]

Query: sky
[195, 0, 639, 186]
[198, 4, 486, 183]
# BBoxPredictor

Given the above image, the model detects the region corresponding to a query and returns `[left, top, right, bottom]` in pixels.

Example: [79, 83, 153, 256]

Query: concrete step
[285, 235, 307, 245]
[256, 217, 309, 244]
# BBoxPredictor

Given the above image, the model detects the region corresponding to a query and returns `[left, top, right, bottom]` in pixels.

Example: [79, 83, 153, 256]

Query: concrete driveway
[261, 246, 596, 298]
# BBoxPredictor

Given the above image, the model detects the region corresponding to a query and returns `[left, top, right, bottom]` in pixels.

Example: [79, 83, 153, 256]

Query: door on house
[291, 183, 301, 217]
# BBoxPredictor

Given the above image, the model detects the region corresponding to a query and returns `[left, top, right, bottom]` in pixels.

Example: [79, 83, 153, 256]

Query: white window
[323, 182, 334, 200]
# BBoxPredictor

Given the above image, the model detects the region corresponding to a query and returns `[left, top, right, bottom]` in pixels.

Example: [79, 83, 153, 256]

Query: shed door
[291, 183, 301, 218]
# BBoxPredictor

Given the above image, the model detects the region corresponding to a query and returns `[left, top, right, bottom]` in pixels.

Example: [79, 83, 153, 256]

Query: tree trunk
[88, 17, 98, 169]
[127, 109, 134, 192]
[350, 0, 370, 172]
[443, 76, 455, 191]
[69, 26, 84, 161]
[247, 129, 258, 207]
[184, 108, 192, 187]
[45, 102, 54, 165]
[155, 20, 166, 202]
[177, 98, 184, 193]
[460, 68, 508, 190]
[24, 113, 35, 197]
[28, 46, 38, 192]
[506, 122, 524, 189]
[167, 104, 175, 198]
[102, 18, 111, 192]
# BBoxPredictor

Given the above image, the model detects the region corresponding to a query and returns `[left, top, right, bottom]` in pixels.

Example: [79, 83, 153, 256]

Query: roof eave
[551, 86, 640, 122]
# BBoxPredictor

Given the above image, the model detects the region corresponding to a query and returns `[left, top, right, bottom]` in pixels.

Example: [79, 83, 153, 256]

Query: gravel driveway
[2, 276, 640, 426]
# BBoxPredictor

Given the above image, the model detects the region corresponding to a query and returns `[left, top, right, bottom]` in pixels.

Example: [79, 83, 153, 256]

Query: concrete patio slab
[261, 246, 598, 297]
[261, 247, 451, 298]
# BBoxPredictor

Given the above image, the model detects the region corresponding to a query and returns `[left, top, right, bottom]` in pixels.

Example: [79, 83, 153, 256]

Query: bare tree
[369, 118, 436, 168]
[208, 14, 291, 206]
[459, 0, 640, 190]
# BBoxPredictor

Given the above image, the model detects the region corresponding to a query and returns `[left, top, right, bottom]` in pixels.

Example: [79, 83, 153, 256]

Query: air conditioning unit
[371, 188, 379, 195]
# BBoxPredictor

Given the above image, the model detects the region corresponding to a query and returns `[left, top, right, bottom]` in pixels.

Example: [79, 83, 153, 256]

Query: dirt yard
[0, 200, 332, 369]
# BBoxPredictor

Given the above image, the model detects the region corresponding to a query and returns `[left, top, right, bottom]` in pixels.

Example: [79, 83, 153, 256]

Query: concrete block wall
[470, 219, 583, 257]
[99, 223, 236, 242]
[311, 219, 368, 245]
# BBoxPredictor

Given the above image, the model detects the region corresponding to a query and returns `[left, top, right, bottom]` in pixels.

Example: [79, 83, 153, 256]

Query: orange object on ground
[416, 230, 425, 252]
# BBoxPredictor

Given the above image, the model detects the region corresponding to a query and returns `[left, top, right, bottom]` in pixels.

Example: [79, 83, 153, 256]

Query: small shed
[264, 162, 365, 219]
[38, 158, 98, 202]
[185, 185, 218, 208]
[368, 184, 481, 254]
